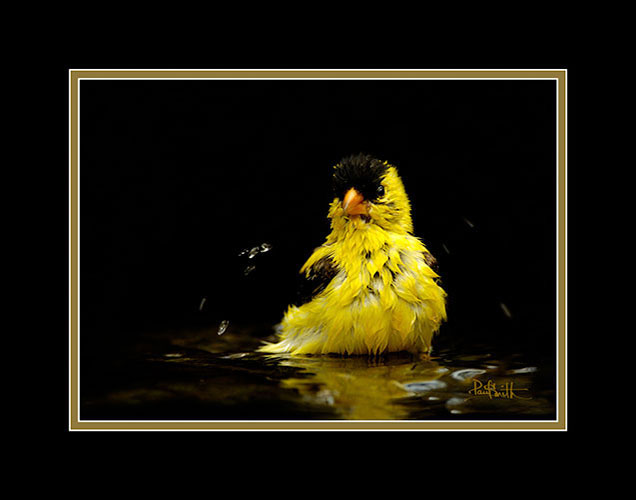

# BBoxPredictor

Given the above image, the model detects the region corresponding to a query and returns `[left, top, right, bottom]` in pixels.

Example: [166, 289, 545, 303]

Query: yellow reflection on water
[267, 354, 447, 420]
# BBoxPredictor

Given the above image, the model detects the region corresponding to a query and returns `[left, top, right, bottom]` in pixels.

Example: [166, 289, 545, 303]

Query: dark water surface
[81, 323, 556, 421]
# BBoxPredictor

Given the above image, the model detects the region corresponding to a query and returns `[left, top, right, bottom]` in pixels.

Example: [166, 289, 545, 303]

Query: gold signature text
[468, 379, 532, 400]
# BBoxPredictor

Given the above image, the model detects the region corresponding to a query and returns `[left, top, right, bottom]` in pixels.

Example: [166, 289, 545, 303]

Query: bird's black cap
[332, 153, 389, 201]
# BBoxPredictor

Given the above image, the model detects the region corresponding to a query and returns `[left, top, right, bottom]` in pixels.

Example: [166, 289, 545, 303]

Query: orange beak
[342, 188, 369, 216]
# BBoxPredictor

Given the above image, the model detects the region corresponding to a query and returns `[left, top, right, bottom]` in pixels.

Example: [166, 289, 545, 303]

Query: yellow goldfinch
[259, 154, 447, 356]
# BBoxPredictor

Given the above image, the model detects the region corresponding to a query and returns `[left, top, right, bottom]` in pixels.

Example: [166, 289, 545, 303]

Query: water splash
[213, 243, 273, 338]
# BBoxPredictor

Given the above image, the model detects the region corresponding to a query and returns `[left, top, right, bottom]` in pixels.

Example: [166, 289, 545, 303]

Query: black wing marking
[294, 254, 338, 306]
[422, 251, 439, 273]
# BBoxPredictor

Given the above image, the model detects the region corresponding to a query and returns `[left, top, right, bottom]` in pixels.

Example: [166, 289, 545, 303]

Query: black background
[79, 78, 557, 365]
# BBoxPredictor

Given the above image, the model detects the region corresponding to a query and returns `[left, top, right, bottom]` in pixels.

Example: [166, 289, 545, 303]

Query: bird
[258, 153, 447, 356]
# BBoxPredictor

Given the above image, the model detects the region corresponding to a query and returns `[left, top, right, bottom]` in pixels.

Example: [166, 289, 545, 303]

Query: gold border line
[70, 69, 564, 79]
[558, 72, 566, 428]
[70, 420, 565, 431]
[69, 70, 566, 431]
[70, 72, 79, 429]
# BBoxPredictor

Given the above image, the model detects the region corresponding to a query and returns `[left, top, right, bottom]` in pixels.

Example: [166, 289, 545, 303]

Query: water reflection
[81, 325, 556, 421]
[267, 354, 446, 419]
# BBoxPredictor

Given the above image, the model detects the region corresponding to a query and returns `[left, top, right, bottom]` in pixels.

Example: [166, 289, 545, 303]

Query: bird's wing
[295, 250, 338, 306]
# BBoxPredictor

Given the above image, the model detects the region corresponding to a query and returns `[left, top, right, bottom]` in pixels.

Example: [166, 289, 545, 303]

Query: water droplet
[451, 369, 486, 381]
[217, 320, 230, 335]
[462, 217, 475, 228]
[499, 302, 512, 318]
[164, 353, 183, 358]
[442, 243, 451, 254]
[240, 242, 273, 259]
[244, 265, 256, 276]
[199, 297, 207, 311]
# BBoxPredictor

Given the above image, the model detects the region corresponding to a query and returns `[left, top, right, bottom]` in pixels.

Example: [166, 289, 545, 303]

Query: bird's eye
[376, 185, 385, 198]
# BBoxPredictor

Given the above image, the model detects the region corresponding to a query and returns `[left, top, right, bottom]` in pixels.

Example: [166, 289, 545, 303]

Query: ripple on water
[451, 369, 487, 381]
[509, 366, 538, 374]
[404, 380, 447, 392]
